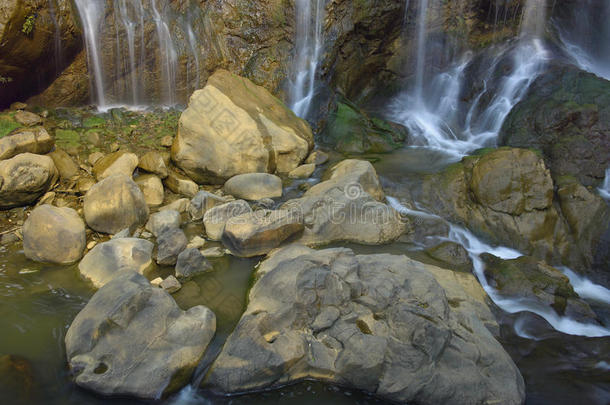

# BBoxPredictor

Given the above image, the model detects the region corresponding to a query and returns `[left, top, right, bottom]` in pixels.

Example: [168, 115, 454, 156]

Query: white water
[599, 168, 610, 200]
[151, 0, 178, 106]
[389, 0, 548, 157]
[289, 0, 325, 119]
[387, 197, 610, 338]
[556, 0, 610, 80]
[75, 0, 107, 107]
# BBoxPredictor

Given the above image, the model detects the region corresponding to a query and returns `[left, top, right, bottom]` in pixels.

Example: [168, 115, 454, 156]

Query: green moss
[55, 129, 81, 148]
[0, 116, 21, 138]
[22, 14, 36, 36]
[82, 116, 106, 128]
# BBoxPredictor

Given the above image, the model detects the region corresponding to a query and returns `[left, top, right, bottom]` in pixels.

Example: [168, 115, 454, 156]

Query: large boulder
[481, 254, 600, 324]
[0, 127, 54, 161]
[171, 70, 313, 183]
[65, 271, 216, 399]
[421, 148, 572, 266]
[0, 153, 58, 209]
[135, 174, 164, 206]
[205, 245, 525, 404]
[500, 65, 610, 187]
[282, 159, 404, 246]
[223, 173, 282, 201]
[222, 209, 304, 257]
[83, 175, 149, 234]
[78, 238, 154, 288]
[23, 204, 85, 264]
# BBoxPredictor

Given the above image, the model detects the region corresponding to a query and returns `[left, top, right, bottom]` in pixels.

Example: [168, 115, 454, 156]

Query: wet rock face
[0, 0, 82, 109]
[171, 70, 313, 183]
[65, 271, 216, 400]
[500, 64, 610, 187]
[205, 245, 525, 405]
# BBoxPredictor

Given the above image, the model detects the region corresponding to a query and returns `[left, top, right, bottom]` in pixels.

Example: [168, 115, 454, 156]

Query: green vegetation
[22, 14, 36, 36]
[0, 75, 13, 84]
[54, 129, 81, 149]
[0, 118, 21, 138]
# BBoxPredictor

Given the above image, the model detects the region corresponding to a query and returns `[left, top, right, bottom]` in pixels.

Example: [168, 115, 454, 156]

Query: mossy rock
[0, 112, 21, 138]
[54, 129, 81, 149]
[321, 96, 409, 154]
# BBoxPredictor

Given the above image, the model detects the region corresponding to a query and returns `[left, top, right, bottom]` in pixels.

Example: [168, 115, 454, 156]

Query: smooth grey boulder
[282, 159, 404, 246]
[145, 210, 181, 237]
[83, 175, 149, 234]
[79, 238, 154, 288]
[66, 271, 216, 399]
[175, 248, 213, 280]
[222, 209, 304, 257]
[203, 200, 252, 241]
[223, 173, 282, 201]
[0, 153, 58, 209]
[0, 126, 54, 161]
[23, 205, 86, 264]
[205, 245, 525, 405]
[156, 228, 188, 266]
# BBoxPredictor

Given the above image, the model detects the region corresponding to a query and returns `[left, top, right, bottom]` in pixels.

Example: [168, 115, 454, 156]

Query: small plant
[22, 14, 36, 36]
[0, 75, 13, 84]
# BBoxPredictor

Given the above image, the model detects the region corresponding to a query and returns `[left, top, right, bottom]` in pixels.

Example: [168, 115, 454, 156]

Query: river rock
[171, 70, 313, 183]
[222, 209, 304, 257]
[420, 148, 575, 268]
[223, 173, 282, 201]
[205, 245, 524, 404]
[164, 170, 198, 197]
[23, 205, 86, 264]
[138, 151, 168, 178]
[305, 150, 329, 165]
[145, 210, 181, 237]
[48, 148, 79, 179]
[65, 271, 216, 399]
[160, 198, 190, 213]
[135, 174, 165, 206]
[0, 127, 54, 161]
[481, 254, 599, 324]
[83, 175, 149, 234]
[175, 248, 213, 280]
[288, 164, 315, 179]
[0, 354, 38, 402]
[0, 153, 58, 209]
[78, 238, 154, 288]
[160, 275, 182, 294]
[282, 159, 404, 246]
[425, 241, 473, 273]
[156, 228, 188, 266]
[203, 200, 252, 241]
[188, 190, 227, 220]
[14, 111, 42, 126]
[93, 150, 139, 180]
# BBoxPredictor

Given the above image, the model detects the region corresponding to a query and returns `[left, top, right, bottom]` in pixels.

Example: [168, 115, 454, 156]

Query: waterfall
[599, 168, 610, 200]
[556, 0, 610, 80]
[289, 0, 325, 119]
[74, 0, 201, 109]
[75, 0, 107, 107]
[389, 0, 548, 157]
[151, 0, 178, 106]
[48, 0, 63, 75]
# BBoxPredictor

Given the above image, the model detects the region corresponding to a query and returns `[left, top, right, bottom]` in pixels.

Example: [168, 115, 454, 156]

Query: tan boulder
[0, 153, 58, 209]
[0, 127, 54, 161]
[93, 150, 139, 180]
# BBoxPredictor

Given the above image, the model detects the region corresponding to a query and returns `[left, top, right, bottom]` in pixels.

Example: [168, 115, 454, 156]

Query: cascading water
[74, 0, 202, 109]
[386, 197, 610, 338]
[389, 0, 548, 157]
[555, 0, 610, 80]
[599, 168, 610, 200]
[289, 0, 325, 119]
[75, 0, 107, 107]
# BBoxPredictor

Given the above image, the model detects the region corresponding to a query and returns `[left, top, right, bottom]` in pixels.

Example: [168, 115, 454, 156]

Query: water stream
[288, 0, 325, 119]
